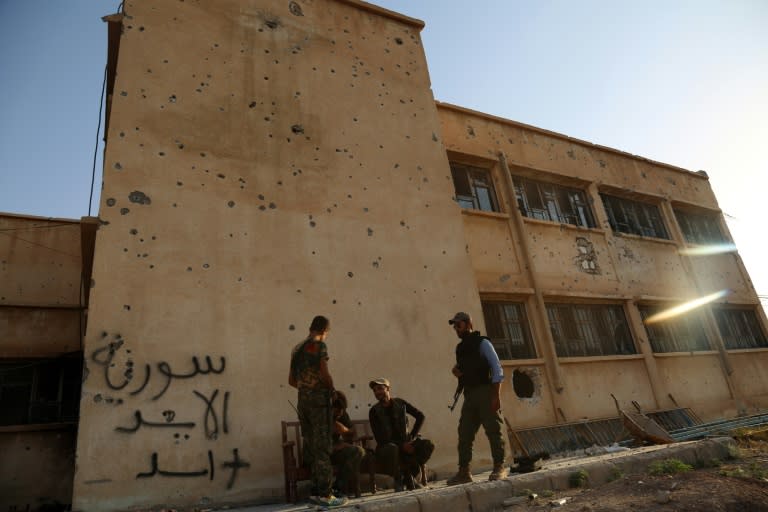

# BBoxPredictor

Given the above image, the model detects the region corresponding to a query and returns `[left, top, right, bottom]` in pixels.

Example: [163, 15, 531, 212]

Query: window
[0, 356, 82, 426]
[546, 303, 635, 357]
[450, 162, 500, 212]
[513, 176, 596, 228]
[601, 194, 669, 239]
[481, 301, 537, 359]
[674, 210, 727, 245]
[712, 307, 768, 350]
[638, 305, 710, 352]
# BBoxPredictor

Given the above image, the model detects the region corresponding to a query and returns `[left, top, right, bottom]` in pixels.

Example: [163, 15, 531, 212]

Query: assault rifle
[449, 378, 464, 412]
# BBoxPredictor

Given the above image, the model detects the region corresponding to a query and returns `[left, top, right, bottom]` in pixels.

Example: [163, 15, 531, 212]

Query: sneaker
[488, 463, 509, 481]
[314, 494, 348, 507]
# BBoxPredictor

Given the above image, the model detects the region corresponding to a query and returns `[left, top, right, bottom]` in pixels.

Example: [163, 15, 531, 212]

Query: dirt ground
[519, 432, 768, 512]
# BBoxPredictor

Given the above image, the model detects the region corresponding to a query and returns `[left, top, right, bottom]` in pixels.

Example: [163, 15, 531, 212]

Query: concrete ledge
[466, 480, 515, 512]
[356, 495, 420, 512]
[416, 486, 471, 512]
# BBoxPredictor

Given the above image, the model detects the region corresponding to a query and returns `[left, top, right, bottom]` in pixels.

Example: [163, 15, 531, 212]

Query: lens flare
[679, 243, 737, 256]
[644, 289, 730, 324]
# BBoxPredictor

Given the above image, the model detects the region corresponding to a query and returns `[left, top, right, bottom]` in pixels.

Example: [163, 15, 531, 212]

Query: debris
[655, 490, 672, 504]
[549, 497, 571, 507]
[502, 496, 528, 507]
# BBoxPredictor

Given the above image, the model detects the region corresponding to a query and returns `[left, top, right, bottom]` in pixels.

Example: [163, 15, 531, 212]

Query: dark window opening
[514, 176, 596, 228]
[481, 301, 537, 360]
[674, 209, 727, 245]
[638, 305, 710, 352]
[450, 162, 500, 213]
[0, 356, 83, 426]
[713, 307, 768, 350]
[546, 303, 636, 357]
[601, 194, 669, 239]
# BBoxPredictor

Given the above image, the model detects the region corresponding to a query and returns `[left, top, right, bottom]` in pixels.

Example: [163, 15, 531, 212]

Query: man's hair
[309, 315, 330, 333]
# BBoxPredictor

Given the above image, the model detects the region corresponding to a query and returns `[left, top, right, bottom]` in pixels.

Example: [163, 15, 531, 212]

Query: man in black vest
[368, 377, 434, 491]
[446, 312, 508, 484]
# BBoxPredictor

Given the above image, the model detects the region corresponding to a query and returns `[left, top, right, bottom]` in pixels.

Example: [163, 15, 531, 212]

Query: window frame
[481, 300, 537, 360]
[0, 356, 82, 427]
[712, 306, 768, 350]
[638, 304, 711, 353]
[674, 208, 728, 245]
[600, 193, 670, 240]
[513, 175, 596, 228]
[546, 302, 636, 357]
[449, 161, 501, 213]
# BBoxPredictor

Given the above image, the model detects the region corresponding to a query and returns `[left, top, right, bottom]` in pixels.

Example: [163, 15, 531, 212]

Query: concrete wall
[73, 1, 480, 510]
[0, 213, 88, 510]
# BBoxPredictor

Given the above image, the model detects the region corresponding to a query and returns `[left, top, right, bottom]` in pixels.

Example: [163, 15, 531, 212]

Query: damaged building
[1, 0, 767, 510]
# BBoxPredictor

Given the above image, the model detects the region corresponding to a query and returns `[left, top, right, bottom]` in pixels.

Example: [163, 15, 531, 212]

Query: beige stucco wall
[73, 1, 482, 510]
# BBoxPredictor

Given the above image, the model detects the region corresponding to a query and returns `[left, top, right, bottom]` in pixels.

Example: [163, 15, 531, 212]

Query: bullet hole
[106, 198, 116, 207]
[395, 37, 403, 45]
[367, 228, 373, 236]
[332, 299, 337, 304]
[129, 191, 152, 205]
[169, 95, 177, 103]
[176, 142, 184, 149]
[120, 208, 130, 215]
[120, 91, 128, 96]
[120, 132, 125, 137]
[400, 220, 406, 226]
[200, 152, 206, 157]
[347, 272, 354, 278]
[158, 151, 165, 156]
[259, 205, 266, 211]
[94, 394, 103, 403]
[264, 76, 269, 81]
[269, 202, 277, 209]
[114, 162, 123, 170]
[289, 324, 295, 331]
[130, 229, 138, 235]
[264, 18, 279, 29]
[217, 173, 225, 179]
[289, 1, 303, 16]
[291, 124, 304, 134]
[372, 261, 379, 268]
[467, 126, 475, 137]
[203, 263, 210, 269]
[177, 181, 183, 186]
[249, 101, 256, 108]
[139, 26, 145, 31]
[174, 433, 180, 439]
[309, 221, 316, 227]
[227, 201, 235, 208]
[123, 305, 131, 311]
[187, 267, 192, 272]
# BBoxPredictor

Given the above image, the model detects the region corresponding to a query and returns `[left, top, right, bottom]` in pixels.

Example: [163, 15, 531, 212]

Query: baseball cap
[448, 312, 472, 325]
[369, 377, 391, 389]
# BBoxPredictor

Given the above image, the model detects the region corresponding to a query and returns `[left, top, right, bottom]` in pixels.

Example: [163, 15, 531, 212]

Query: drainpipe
[497, 152, 565, 398]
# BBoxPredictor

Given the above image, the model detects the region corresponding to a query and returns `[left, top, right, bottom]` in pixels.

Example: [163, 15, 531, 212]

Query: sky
[0, 0, 766, 305]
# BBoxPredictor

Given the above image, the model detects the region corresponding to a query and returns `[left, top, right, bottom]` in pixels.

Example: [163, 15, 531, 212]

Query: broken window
[712, 307, 768, 350]
[481, 301, 537, 360]
[600, 194, 669, 239]
[674, 209, 728, 245]
[513, 176, 596, 228]
[0, 355, 82, 426]
[450, 162, 500, 213]
[546, 303, 636, 357]
[638, 305, 710, 352]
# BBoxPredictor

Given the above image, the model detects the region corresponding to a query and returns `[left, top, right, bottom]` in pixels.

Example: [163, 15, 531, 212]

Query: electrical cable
[88, 65, 107, 217]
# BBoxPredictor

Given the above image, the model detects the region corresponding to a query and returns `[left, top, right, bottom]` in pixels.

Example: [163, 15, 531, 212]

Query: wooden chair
[281, 419, 377, 503]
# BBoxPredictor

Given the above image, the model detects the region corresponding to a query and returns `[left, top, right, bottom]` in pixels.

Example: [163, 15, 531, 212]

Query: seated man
[368, 377, 434, 491]
[330, 390, 365, 497]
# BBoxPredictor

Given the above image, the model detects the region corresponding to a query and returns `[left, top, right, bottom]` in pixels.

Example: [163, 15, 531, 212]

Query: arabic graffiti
[193, 389, 230, 440]
[115, 410, 196, 433]
[136, 449, 249, 488]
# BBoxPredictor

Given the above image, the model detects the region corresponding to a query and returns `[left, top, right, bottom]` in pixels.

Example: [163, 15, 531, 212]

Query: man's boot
[446, 466, 473, 485]
[488, 463, 509, 481]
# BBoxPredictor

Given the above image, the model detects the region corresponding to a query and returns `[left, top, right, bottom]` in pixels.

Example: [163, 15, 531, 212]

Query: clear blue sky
[0, 0, 766, 303]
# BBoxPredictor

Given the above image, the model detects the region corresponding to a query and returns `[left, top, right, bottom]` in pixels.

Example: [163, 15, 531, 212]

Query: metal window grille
[546, 303, 636, 357]
[601, 194, 669, 239]
[713, 308, 768, 350]
[513, 176, 596, 228]
[674, 210, 727, 245]
[450, 162, 500, 213]
[638, 306, 710, 352]
[481, 301, 537, 360]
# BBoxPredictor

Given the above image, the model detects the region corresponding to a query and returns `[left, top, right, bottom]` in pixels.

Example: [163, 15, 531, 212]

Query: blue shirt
[479, 338, 504, 384]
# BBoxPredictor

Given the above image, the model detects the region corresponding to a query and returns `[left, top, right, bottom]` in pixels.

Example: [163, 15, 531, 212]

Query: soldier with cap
[446, 311, 508, 484]
[368, 377, 434, 491]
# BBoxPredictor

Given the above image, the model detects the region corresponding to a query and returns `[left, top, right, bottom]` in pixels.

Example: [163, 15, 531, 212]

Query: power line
[0, 223, 76, 233]
[89, 65, 107, 217]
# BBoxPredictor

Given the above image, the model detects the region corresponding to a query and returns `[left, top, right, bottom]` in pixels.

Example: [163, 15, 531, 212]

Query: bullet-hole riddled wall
[73, 1, 481, 510]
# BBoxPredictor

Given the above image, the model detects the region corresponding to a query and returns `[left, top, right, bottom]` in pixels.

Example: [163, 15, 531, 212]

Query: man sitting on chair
[368, 377, 434, 491]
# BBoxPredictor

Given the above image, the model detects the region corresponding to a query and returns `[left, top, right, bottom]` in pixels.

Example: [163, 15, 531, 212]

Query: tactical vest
[456, 331, 492, 388]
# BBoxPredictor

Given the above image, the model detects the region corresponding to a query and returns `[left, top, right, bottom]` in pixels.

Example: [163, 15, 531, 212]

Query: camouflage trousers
[457, 384, 505, 467]
[298, 389, 333, 496]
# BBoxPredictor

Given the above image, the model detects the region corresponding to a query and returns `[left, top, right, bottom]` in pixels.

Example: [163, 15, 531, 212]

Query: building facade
[1, 0, 766, 510]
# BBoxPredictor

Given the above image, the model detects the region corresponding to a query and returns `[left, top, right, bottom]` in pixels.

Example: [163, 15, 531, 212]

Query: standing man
[368, 378, 434, 491]
[446, 312, 508, 484]
[288, 315, 347, 507]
